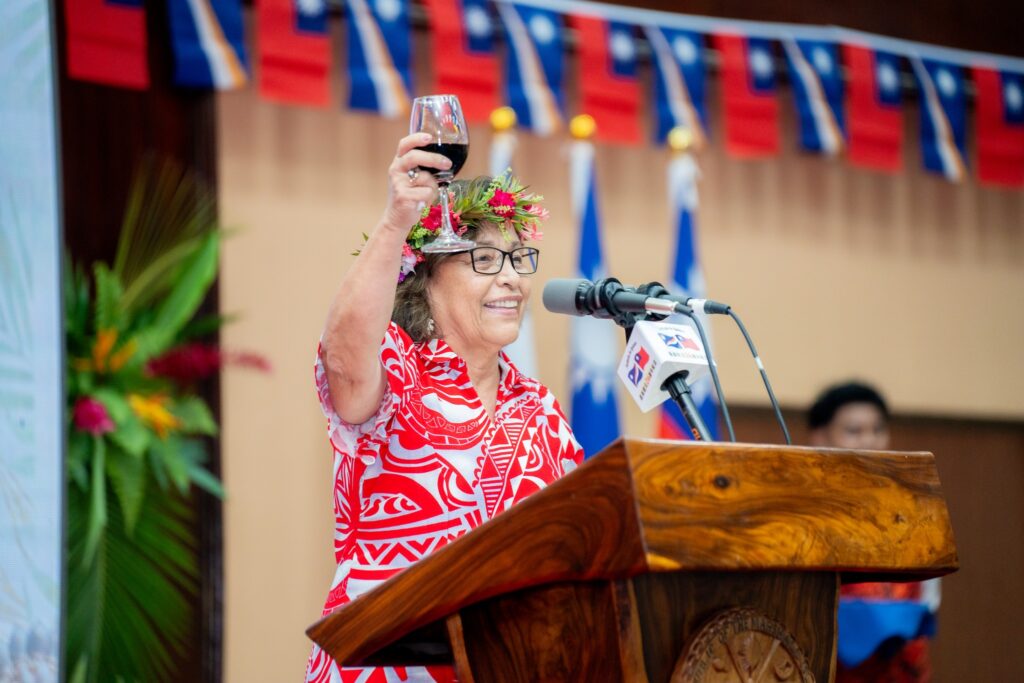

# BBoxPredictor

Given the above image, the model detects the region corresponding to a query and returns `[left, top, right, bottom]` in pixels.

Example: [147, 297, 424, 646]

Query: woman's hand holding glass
[382, 133, 450, 234]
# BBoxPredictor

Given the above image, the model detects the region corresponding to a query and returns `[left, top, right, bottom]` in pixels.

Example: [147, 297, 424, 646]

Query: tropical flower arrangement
[64, 164, 265, 683]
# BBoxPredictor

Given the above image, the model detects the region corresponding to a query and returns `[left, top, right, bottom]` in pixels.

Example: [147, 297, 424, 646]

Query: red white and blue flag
[64, 0, 149, 89]
[573, 15, 641, 145]
[911, 57, 967, 181]
[496, 1, 564, 136]
[973, 66, 1024, 187]
[569, 138, 622, 458]
[658, 152, 719, 441]
[166, 0, 248, 89]
[713, 33, 779, 158]
[783, 38, 844, 155]
[345, 0, 412, 118]
[644, 25, 707, 147]
[257, 0, 330, 106]
[422, 0, 498, 122]
[843, 44, 903, 172]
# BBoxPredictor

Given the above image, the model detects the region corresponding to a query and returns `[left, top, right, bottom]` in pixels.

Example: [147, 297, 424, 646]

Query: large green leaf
[149, 436, 191, 495]
[92, 263, 124, 332]
[133, 232, 220, 361]
[106, 444, 147, 534]
[108, 410, 151, 458]
[171, 395, 218, 436]
[83, 437, 107, 567]
[66, 480, 199, 683]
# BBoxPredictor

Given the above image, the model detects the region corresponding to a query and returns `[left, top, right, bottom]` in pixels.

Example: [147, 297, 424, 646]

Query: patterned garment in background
[305, 322, 584, 683]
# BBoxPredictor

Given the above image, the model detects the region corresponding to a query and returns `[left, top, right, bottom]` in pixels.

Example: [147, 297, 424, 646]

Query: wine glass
[410, 94, 475, 253]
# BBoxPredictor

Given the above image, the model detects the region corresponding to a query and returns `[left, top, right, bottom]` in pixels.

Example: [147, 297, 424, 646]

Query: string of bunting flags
[65, 0, 1024, 187]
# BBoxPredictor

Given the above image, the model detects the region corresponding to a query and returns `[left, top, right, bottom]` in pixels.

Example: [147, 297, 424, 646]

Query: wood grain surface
[306, 439, 957, 669]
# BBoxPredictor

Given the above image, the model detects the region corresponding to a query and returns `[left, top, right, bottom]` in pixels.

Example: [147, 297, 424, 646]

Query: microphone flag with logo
[166, 0, 249, 89]
[568, 121, 621, 458]
[658, 138, 720, 441]
[258, 0, 330, 107]
[344, 0, 413, 118]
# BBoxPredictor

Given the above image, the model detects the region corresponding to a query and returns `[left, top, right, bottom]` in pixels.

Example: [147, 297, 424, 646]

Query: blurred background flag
[644, 25, 708, 148]
[713, 33, 779, 158]
[64, 0, 149, 89]
[843, 44, 904, 172]
[167, 0, 248, 89]
[658, 130, 720, 441]
[783, 38, 845, 155]
[344, 0, 412, 117]
[572, 15, 641, 145]
[257, 0, 330, 106]
[489, 107, 540, 379]
[912, 57, 967, 181]
[422, 0, 498, 122]
[568, 116, 621, 458]
[496, 1, 564, 136]
[973, 66, 1024, 187]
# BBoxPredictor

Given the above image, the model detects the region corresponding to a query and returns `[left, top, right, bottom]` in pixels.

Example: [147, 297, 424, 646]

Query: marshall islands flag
[644, 25, 708, 147]
[783, 38, 845, 155]
[911, 57, 967, 181]
[496, 1, 564, 136]
[167, 0, 248, 89]
[345, 0, 413, 117]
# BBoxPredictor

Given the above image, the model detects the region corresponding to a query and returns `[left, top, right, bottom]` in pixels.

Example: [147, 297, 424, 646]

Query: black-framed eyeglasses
[464, 246, 540, 275]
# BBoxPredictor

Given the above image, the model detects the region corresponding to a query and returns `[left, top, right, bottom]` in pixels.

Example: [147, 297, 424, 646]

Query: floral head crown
[400, 172, 549, 281]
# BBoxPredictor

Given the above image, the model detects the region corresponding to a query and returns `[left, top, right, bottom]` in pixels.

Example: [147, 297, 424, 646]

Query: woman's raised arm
[320, 134, 451, 424]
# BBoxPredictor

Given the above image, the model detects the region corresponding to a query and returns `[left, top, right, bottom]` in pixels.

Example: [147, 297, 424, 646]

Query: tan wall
[216, 80, 1024, 680]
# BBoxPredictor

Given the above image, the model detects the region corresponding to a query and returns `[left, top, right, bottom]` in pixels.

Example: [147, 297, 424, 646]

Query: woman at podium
[304, 134, 584, 683]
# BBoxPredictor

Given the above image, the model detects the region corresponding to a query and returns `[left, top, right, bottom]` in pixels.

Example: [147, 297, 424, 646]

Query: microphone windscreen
[542, 278, 589, 316]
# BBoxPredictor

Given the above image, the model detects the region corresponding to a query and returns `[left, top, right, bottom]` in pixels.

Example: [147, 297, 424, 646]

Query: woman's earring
[427, 318, 436, 337]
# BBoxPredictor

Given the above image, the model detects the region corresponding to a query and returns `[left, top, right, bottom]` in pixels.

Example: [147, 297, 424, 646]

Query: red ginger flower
[147, 343, 222, 384]
[487, 189, 517, 218]
[73, 397, 114, 435]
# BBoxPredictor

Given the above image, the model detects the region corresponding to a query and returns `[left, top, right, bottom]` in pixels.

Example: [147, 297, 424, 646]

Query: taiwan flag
[257, 0, 330, 106]
[572, 15, 641, 145]
[713, 33, 779, 158]
[783, 38, 845, 155]
[973, 66, 1024, 187]
[843, 44, 903, 172]
[64, 0, 149, 89]
[422, 0, 498, 122]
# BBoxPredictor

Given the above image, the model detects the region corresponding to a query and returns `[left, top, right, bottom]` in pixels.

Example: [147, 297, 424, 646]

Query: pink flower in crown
[524, 204, 550, 221]
[399, 243, 419, 282]
[488, 189, 517, 218]
[518, 221, 544, 242]
[73, 396, 115, 435]
[420, 205, 460, 234]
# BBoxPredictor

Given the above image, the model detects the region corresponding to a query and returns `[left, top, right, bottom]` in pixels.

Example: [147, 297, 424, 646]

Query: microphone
[542, 278, 689, 320]
[616, 320, 712, 413]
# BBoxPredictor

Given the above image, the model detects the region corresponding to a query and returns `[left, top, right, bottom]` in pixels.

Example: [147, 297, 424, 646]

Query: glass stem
[439, 181, 453, 235]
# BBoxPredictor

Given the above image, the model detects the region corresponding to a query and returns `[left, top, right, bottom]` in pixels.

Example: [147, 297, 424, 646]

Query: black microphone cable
[673, 305, 736, 443]
[725, 308, 791, 445]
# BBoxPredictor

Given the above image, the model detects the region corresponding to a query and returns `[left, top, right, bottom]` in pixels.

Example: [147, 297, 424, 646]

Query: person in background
[809, 381, 939, 683]
[305, 134, 583, 683]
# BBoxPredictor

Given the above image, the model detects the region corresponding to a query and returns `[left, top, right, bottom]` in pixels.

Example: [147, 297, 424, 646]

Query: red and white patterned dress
[305, 322, 584, 683]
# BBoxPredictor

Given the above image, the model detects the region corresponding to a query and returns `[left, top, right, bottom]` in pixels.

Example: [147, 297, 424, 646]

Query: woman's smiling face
[427, 224, 533, 355]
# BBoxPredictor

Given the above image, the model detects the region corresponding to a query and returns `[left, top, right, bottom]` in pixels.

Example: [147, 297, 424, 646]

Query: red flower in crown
[420, 204, 461, 234]
[73, 397, 115, 435]
[487, 189, 517, 218]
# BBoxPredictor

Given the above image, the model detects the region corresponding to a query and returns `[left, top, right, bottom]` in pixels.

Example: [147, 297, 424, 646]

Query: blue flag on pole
[568, 139, 621, 458]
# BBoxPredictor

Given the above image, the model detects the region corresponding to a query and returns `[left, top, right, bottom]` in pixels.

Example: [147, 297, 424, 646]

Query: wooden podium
[306, 439, 957, 682]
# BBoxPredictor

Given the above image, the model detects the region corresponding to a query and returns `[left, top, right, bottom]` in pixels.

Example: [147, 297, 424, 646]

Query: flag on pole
[257, 0, 330, 106]
[644, 26, 708, 147]
[344, 0, 413, 117]
[843, 44, 903, 172]
[422, 0, 498, 122]
[496, 1, 564, 136]
[166, 0, 249, 89]
[713, 34, 779, 158]
[569, 121, 621, 458]
[911, 57, 967, 181]
[572, 16, 641, 145]
[658, 143, 719, 441]
[64, 0, 149, 89]
[783, 38, 845, 155]
[973, 66, 1024, 187]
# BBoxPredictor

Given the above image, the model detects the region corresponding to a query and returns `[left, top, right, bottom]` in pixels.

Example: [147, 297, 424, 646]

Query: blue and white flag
[569, 139, 621, 458]
[644, 26, 707, 146]
[912, 57, 967, 181]
[658, 152, 720, 441]
[783, 38, 845, 155]
[489, 126, 540, 379]
[496, 1, 564, 135]
[345, 0, 412, 117]
[166, 0, 248, 89]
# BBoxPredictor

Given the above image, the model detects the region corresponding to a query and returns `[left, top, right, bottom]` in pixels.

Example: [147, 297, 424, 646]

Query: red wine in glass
[416, 143, 469, 182]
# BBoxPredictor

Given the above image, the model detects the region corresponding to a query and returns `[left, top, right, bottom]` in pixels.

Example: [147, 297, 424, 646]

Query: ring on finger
[407, 168, 419, 184]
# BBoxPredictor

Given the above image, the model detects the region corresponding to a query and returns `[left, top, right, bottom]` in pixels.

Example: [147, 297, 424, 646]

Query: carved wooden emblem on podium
[672, 608, 815, 683]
